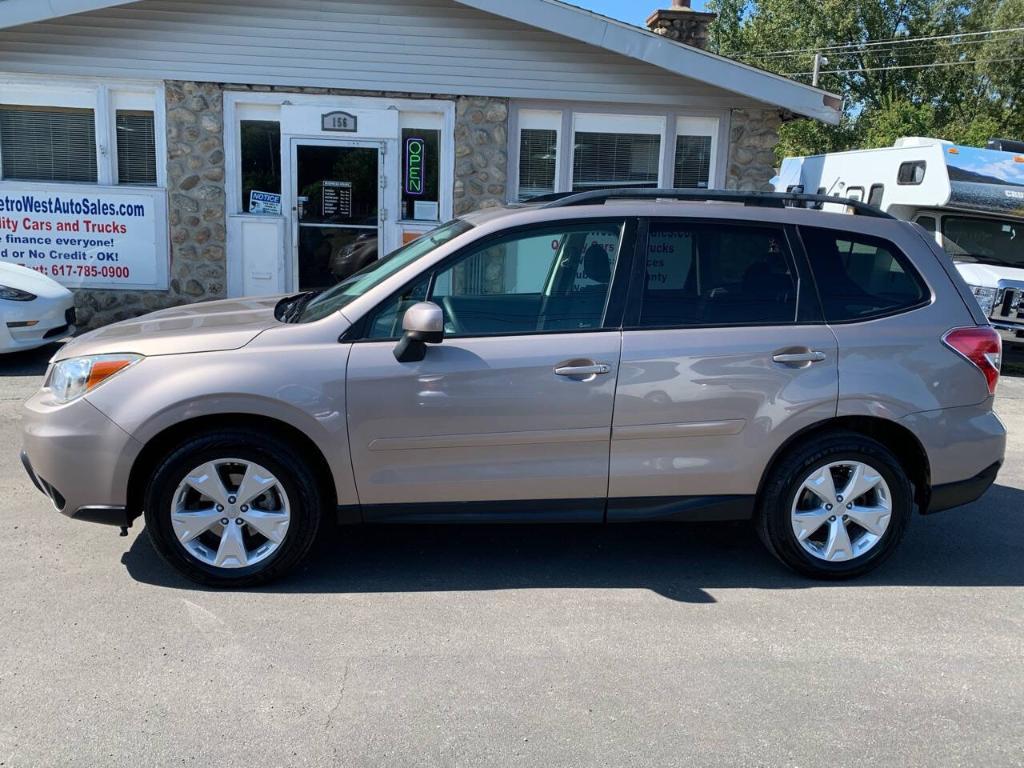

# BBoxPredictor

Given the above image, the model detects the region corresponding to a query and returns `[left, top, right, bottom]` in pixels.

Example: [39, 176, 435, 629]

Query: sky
[567, 0, 708, 27]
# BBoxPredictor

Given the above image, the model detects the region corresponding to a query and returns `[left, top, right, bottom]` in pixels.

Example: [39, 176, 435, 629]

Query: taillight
[943, 326, 1002, 395]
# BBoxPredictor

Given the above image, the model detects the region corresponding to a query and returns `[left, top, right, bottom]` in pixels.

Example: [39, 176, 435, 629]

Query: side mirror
[393, 301, 445, 363]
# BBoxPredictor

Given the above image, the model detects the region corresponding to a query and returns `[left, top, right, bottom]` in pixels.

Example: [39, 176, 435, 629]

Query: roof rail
[539, 188, 895, 219]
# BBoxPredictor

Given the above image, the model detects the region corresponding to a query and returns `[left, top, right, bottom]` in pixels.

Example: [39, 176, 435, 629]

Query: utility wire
[733, 25, 1024, 59]
[785, 55, 1024, 76]
[740, 33, 1024, 62]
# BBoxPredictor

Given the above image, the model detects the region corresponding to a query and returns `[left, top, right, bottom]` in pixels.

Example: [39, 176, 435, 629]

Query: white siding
[0, 0, 765, 108]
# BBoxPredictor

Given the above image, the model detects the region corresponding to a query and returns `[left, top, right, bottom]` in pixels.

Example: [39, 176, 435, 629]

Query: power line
[785, 55, 1024, 77]
[733, 26, 1024, 59]
[740, 32, 1024, 62]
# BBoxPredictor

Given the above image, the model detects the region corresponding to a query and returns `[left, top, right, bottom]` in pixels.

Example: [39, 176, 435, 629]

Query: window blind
[518, 128, 557, 201]
[0, 105, 97, 183]
[673, 134, 712, 189]
[572, 132, 660, 191]
[115, 110, 157, 186]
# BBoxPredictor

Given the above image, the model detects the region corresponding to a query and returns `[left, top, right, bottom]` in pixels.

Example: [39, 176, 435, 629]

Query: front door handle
[554, 363, 612, 377]
[772, 350, 827, 365]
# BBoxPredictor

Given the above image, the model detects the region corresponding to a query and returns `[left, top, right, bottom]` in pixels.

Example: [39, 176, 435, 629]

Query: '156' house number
[322, 111, 358, 132]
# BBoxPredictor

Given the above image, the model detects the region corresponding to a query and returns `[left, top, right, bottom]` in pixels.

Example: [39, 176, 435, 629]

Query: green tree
[706, 0, 1024, 160]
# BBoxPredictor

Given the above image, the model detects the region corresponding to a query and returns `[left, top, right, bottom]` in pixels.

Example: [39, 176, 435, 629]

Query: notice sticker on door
[249, 190, 282, 216]
[322, 180, 352, 219]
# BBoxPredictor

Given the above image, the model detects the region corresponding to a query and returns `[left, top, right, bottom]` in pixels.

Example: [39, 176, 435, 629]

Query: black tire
[756, 431, 912, 579]
[143, 429, 325, 587]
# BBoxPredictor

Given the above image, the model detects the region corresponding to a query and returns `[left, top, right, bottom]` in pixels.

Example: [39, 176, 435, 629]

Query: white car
[0, 261, 76, 353]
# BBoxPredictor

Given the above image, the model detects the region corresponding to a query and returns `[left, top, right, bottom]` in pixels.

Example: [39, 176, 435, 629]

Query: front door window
[295, 143, 380, 290]
[365, 222, 624, 339]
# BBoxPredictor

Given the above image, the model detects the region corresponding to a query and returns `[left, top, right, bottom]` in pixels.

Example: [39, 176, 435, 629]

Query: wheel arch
[757, 416, 932, 512]
[126, 413, 339, 523]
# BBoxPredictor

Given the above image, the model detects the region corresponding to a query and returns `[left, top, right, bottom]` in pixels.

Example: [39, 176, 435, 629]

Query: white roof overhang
[0, 0, 843, 123]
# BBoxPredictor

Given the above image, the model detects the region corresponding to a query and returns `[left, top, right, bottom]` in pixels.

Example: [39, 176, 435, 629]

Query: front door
[292, 140, 382, 291]
[345, 219, 631, 522]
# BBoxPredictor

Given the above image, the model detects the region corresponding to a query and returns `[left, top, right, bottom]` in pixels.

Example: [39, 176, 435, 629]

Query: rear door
[345, 219, 632, 521]
[608, 217, 839, 521]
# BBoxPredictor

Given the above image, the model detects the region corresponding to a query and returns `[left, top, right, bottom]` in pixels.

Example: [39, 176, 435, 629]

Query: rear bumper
[926, 461, 1001, 514]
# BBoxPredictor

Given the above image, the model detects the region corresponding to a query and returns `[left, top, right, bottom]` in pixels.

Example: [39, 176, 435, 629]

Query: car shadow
[121, 483, 1024, 602]
[0, 343, 60, 376]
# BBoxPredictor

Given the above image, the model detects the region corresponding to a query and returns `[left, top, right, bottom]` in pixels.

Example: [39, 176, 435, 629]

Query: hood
[56, 295, 285, 360]
[954, 261, 1024, 287]
[0, 260, 71, 299]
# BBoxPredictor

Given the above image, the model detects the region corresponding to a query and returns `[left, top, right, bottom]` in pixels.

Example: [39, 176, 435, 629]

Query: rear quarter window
[799, 227, 929, 322]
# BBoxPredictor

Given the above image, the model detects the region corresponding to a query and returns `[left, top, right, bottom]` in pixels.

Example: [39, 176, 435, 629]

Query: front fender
[84, 343, 358, 506]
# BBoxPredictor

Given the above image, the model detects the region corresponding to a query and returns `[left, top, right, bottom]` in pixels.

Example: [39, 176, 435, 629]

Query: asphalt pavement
[1, 343, 1021, 767]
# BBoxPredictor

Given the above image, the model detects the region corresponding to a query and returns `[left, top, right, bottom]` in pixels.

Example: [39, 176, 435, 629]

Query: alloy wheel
[790, 460, 893, 562]
[170, 458, 291, 569]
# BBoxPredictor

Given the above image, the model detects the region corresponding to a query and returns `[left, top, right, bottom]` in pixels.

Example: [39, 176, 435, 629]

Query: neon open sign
[405, 137, 426, 196]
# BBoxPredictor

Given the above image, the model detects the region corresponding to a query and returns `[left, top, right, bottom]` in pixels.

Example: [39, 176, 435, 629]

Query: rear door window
[633, 221, 801, 327]
[799, 227, 929, 322]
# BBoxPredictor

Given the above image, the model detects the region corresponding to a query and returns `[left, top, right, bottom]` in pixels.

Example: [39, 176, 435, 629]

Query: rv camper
[774, 137, 1024, 346]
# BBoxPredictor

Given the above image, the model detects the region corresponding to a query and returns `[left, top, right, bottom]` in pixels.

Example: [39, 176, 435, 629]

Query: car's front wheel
[757, 432, 912, 579]
[144, 430, 324, 587]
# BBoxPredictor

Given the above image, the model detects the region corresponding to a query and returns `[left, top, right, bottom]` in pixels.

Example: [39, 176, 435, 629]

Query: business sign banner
[0, 183, 168, 290]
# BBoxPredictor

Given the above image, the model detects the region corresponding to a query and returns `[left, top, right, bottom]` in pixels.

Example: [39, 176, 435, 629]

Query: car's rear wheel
[144, 430, 324, 587]
[757, 432, 912, 579]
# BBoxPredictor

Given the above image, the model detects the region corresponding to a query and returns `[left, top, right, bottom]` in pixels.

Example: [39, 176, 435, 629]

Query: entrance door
[292, 140, 382, 291]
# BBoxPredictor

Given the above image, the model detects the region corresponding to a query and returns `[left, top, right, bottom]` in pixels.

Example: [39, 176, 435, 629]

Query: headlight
[48, 354, 142, 404]
[0, 284, 36, 301]
[968, 285, 998, 316]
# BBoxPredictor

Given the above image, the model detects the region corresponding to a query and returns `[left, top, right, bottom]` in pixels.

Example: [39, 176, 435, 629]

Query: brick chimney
[646, 0, 718, 50]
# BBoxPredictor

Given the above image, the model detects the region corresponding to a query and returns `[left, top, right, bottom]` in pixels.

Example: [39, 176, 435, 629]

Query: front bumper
[21, 450, 131, 527]
[21, 389, 142, 525]
[1, 298, 76, 353]
[992, 321, 1024, 347]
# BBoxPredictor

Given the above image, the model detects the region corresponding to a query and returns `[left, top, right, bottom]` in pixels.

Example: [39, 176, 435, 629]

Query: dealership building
[0, 0, 840, 327]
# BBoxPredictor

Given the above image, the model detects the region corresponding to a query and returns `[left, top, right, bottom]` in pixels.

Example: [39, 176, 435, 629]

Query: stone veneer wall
[76, 81, 226, 328]
[75, 84, 512, 328]
[453, 97, 509, 216]
[725, 108, 783, 192]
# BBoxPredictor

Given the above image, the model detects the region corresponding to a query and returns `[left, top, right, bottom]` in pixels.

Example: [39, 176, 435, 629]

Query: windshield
[942, 215, 1023, 267]
[291, 219, 473, 324]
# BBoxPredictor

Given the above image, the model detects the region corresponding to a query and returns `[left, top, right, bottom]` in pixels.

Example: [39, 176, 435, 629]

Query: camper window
[847, 186, 865, 202]
[868, 184, 884, 207]
[897, 161, 926, 185]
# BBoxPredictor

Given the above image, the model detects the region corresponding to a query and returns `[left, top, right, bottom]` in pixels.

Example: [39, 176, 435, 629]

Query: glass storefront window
[401, 128, 440, 222]
[240, 119, 281, 213]
[0, 105, 98, 183]
[518, 128, 558, 201]
[115, 110, 157, 186]
[573, 132, 661, 191]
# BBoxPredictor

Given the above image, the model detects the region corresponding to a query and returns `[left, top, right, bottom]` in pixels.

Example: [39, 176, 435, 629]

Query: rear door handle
[772, 350, 827, 365]
[554, 363, 612, 377]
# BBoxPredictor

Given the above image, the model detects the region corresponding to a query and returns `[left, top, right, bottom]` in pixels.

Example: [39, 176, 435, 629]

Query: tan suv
[21, 190, 1006, 586]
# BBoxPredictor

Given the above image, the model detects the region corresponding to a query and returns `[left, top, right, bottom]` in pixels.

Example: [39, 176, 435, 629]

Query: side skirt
[336, 495, 755, 525]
